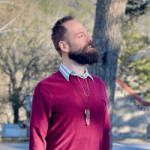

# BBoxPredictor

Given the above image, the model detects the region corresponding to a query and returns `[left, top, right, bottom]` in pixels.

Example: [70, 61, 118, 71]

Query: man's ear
[59, 41, 69, 53]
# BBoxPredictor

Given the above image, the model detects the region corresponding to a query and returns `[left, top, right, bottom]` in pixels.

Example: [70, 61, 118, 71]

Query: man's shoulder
[36, 70, 65, 88]
[91, 74, 105, 86]
[90, 74, 107, 101]
[43, 70, 63, 81]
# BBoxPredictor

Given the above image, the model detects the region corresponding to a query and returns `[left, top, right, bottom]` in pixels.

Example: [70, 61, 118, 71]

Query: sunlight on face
[63, 20, 93, 52]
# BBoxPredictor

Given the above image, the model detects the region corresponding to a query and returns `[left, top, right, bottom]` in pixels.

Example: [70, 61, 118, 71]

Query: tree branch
[0, 1, 28, 32]
[19, 56, 40, 87]
[0, 28, 25, 33]
[0, 13, 21, 32]
[0, 1, 16, 5]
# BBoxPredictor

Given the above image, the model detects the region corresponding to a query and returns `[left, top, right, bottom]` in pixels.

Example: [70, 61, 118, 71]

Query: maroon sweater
[29, 70, 110, 150]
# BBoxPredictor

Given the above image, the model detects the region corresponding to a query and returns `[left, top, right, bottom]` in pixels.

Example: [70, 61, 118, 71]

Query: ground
[0, 141, 150, 150]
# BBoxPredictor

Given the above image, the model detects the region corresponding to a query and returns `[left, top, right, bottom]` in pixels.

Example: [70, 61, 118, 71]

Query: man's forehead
[63, 20, 86, 34]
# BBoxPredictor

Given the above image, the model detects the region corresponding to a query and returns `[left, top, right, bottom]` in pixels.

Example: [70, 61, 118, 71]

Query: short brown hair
[51, 16, 74, 56]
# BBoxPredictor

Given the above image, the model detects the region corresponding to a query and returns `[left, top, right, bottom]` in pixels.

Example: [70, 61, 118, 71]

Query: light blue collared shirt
[59, 62, 94, 81]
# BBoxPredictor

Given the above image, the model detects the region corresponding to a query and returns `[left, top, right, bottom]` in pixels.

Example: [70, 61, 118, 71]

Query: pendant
[85, 109, 90, 126]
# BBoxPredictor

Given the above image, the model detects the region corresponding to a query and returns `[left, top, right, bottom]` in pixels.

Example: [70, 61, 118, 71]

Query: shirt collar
[59, 62, 94, 81]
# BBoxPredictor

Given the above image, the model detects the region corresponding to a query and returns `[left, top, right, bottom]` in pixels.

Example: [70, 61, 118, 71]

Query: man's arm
[29, 83, 51, 150]
[102, 106, 111, 150]
[101, 81, 111, 150]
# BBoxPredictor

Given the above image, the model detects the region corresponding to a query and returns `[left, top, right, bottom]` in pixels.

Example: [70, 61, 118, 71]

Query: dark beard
[68, 41, 99, 65]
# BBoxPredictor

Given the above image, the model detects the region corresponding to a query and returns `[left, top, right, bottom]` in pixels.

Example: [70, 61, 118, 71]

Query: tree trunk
[12, 104, 19, 124]
[89, 0, 127, 147]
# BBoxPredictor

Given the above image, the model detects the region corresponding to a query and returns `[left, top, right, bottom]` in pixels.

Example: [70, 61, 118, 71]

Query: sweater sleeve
[102, 82, 111, 150]
[102, 106, 111, 150]
[29, 83, 51, 150]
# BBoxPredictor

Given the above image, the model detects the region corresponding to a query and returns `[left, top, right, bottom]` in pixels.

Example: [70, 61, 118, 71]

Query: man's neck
[62, 59, 86, 74]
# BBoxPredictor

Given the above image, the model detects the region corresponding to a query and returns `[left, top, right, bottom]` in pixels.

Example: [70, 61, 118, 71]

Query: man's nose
[86, 34, 93, 43]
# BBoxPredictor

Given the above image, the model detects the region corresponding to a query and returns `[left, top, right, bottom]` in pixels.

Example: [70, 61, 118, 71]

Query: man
[29, 16, 110, 150]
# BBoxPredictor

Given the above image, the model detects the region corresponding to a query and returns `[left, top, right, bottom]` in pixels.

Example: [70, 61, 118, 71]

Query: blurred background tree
[118, 21, 150, 101]
[126, 0, 150, 20]
[0, 0, 60, 123]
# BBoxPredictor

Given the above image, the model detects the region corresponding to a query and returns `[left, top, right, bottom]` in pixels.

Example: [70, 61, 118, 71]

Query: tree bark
[89, 0, 127, 147]
[12, 104, 19, 123]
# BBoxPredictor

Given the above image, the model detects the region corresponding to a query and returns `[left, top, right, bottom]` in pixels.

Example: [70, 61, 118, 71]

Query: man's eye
[79, 34, 83, 38]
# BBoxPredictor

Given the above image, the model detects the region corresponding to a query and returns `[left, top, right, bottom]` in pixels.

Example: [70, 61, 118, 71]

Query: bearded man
[29, 16, 110, 150]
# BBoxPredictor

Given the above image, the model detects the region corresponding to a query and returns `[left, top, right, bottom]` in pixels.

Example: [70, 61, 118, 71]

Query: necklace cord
[70, 78, 90, 109]
[77, 76, 90, 97]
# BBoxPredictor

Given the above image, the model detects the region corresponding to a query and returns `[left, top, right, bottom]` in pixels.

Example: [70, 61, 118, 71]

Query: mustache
[73, 41, 96, 55]
[84, 41, 95, 49]
[83, 41, 95, 52]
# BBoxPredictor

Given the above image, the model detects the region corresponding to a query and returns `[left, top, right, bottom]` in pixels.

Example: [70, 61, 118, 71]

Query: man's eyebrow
[75, 32, 83, 37]
[75, 31, 87, 37]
